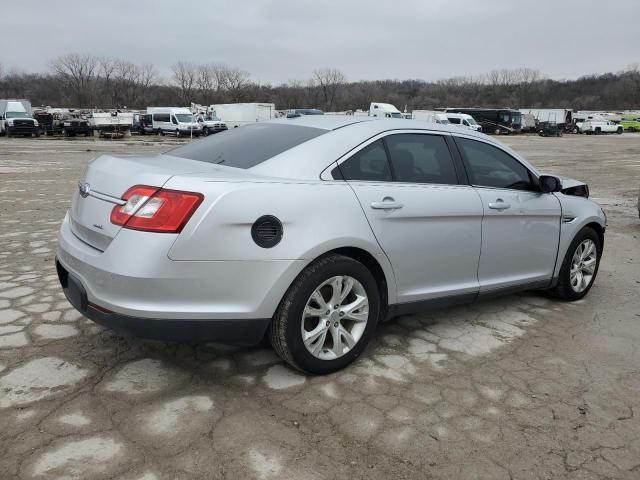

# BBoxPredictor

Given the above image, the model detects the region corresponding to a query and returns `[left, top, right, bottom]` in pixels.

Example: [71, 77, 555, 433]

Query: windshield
[204, 114, 220, 121]
[168, 123, 326, 169]
[175, 114, 194, 123]
[466, 117, 478, 125]
[6, 111, 31, 119]
[512, 113, 522, 125]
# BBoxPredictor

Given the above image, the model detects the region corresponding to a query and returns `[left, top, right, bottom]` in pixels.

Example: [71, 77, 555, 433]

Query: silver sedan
[57, 116, 606, 373]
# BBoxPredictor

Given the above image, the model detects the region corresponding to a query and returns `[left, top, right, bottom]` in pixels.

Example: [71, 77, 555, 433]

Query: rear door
[454, 136, 561, 291]
[340, 132, 483, 304]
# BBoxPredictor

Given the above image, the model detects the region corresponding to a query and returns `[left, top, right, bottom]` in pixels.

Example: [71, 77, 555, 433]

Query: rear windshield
[168, 123, 326, 169]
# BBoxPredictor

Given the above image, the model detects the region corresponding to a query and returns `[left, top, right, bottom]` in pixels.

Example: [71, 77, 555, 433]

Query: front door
[455, 137, 561, 291]
[339, 132, 483, 304]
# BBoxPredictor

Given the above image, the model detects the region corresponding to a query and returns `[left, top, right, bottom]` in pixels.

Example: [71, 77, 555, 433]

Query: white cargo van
[208, 103, 275, 128]
[147, 107, 201, 137]
[411, 110, 450, 124]
[445, 113, 482, 132]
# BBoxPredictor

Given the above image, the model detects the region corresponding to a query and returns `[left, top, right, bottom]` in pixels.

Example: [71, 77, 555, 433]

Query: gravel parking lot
[0, 134, 639, 480]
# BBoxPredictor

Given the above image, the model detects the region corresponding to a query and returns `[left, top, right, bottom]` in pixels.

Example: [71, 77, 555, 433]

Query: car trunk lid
[69, 153, 238, 251]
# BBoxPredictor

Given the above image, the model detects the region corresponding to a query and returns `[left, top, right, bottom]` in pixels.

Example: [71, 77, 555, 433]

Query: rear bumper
[56, 212, 305, 342]
[56, 260, 269, 344]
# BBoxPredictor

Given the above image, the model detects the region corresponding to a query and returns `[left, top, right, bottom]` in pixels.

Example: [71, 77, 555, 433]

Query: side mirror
[539, 175, 562, 193]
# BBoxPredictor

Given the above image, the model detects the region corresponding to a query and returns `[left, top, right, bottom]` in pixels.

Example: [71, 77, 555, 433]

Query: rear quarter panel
[165, 178, 398, 303]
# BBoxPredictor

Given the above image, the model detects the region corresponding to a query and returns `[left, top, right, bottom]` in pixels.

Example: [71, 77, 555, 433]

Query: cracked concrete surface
[0, 135, 639, 479]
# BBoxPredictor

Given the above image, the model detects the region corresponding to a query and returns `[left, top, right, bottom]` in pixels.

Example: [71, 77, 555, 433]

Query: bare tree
[312, 68, 346, 111]
[221, 66, 251, 102]
[51, 53, 98, 106]
[135, 63, 157, 107]
[97, 57, 117, 106]
[171, 62, 197, 104]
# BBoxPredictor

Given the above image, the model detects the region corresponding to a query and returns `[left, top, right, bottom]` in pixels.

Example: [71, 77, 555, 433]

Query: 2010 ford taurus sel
[57, 116, 605, 374]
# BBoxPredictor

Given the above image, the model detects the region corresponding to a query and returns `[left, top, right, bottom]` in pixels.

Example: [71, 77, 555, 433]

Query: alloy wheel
[570, 239, 597, 293]
[301, 275, 369, 360]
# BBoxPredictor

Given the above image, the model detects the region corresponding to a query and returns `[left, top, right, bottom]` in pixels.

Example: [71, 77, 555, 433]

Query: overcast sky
[3, 0, 639, 84]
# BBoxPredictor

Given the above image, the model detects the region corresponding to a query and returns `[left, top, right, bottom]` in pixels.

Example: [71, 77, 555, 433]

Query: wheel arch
[319, 246, 391, 321]
[554, 215, 605, 278]
[584, 221, 605, 248]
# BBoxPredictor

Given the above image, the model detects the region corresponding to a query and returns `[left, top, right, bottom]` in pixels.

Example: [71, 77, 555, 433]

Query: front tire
[269, 254, 380, 374]
[550, 227, 602, 301]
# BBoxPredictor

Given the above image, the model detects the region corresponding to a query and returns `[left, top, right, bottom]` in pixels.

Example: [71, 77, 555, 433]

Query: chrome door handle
[488, 199, 511, 210]
[371, 197, 403, 210]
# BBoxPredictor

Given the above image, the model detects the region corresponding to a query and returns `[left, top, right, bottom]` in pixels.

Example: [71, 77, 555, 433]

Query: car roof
[269, 115, 373, 130]
[269, 116, 486, 137]
[251, 117, 521, 180]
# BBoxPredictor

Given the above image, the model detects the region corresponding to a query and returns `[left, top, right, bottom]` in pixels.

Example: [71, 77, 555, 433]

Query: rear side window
[339, 139, 392, 182]
[385, 134, 458, 185]
[448, 117, 461, 124]
[153, 113, 170, 122]
[456, 138, 535, 191]
[169, 123, 326, 169]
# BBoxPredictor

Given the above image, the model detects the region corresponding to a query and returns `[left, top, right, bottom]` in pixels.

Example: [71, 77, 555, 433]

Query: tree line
[0, 53, 639, 112]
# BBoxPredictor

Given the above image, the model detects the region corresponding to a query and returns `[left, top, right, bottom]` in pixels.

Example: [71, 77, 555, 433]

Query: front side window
[339, 139, 392, 182]
[385, 134, 458, 185]
[456, 138, 535, 191]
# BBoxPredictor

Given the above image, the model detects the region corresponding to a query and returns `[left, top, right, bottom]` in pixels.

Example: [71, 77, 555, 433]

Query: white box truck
[519, 109, 573, 132]
[207, 103, 275, 128]
[411, 110, 450, 125]
[0, 99, 39, 137]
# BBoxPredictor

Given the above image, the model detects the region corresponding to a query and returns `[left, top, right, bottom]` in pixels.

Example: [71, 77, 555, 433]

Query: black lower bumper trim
[56, 259, 270, 345]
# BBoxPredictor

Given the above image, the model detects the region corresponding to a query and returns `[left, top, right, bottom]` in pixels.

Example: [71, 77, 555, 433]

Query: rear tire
[549, 227, 602, 301]
[269, 254, 380, 374]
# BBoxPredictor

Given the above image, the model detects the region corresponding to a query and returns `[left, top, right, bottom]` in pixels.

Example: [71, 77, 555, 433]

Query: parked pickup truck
[1, 99, 39, 137]
[195, 113, 228, 136]
[620, 117, 640, 132]
[581, 120, 623, 135]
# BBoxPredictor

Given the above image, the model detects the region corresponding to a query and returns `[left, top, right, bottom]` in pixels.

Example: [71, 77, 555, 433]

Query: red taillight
[110, 185, 204, 233]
